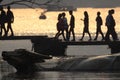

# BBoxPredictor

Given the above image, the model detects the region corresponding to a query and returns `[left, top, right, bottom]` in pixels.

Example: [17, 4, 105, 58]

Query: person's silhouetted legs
[6, 23, 14, 36]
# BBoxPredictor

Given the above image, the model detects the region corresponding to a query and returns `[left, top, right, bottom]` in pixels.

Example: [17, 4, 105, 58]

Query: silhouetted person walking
[6, 6, 14, 36]
[80, 11, 92, 41]
[55, 13, 66, 40]
[69, 10, 75, 41]
[105, 9, 118, 41]
[62, 12, 69, 41]
[94, 12, 104, 41]
[0, 6, 7, 36]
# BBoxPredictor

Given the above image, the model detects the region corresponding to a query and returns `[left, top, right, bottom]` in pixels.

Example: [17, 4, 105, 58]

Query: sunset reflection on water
[8, 8, 120, 37]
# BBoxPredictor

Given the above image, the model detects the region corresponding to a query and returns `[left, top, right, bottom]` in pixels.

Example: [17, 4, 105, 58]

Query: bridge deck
[0, 36, 119, 45]
[0, 36, 48, 40]
[62, 41, 111, 45]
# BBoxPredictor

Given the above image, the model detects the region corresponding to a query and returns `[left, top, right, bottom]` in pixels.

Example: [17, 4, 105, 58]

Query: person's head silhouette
[0, 6, 3, 11]
[62, 12, 66, 17]
[97, 12, 101, 16]
[7, 6, 11, 10]
[110, 9, 115, 14]
[69, 10, 73, 15]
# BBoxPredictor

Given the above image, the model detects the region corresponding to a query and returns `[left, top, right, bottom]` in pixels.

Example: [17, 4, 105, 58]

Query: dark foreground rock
[2, 49, 52, 74]
[2, 49, 120, 73]
[54, 54, 120, 72]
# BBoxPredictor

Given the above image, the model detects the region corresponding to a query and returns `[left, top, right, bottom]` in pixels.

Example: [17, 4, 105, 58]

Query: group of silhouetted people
[55, 10, 75, 41]
[80, 11, 104, 41]
[0, 6, 14, 37]
[55, 9, 119, 41]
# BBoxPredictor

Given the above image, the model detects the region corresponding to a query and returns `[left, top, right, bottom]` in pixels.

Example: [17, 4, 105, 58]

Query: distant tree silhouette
[0, 0, 3, 3]
[0, 0, 62, 9]
[0, 0, 63, 15]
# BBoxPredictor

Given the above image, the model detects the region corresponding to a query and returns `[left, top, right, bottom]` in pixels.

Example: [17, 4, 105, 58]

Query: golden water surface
[8, 8, 120, 37]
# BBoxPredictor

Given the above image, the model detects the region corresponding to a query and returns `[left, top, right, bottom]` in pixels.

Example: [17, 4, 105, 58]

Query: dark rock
[54, 53, 120, 72]
[2, 49, 52, 73]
